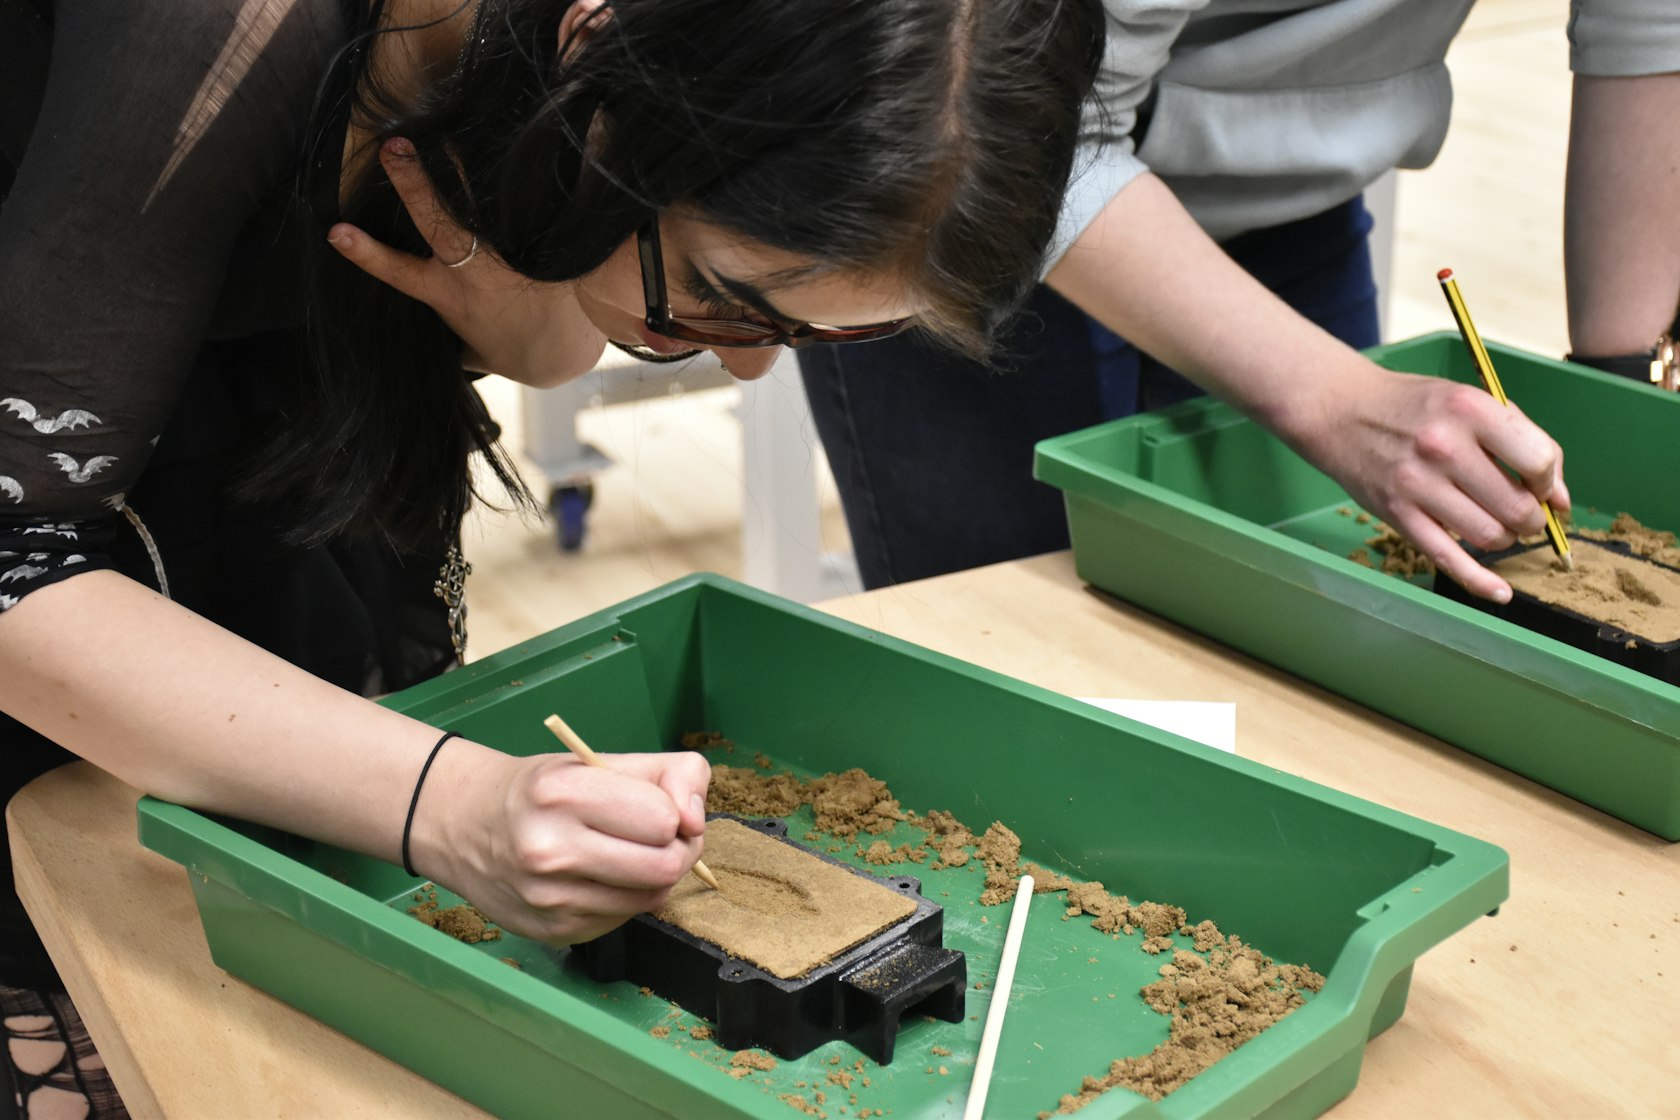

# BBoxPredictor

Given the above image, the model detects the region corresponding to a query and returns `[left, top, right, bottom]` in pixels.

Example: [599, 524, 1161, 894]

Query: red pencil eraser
[1436, 268, 1454, 281]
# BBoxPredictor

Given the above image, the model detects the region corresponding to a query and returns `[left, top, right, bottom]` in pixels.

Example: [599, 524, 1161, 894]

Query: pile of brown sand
[708, 765, 906, 840]
[918, 809, 980, 869]
[729, 1050, 776, 1079]
[1342, 514, 1435, 578]
[1494, 534, 1680, 643]
[1579, 512, 1680, 567]
[861, 840, 928, 865]
[704, 766, 1325, 1111]
[708, 764, 812, 819]
[1048, 939, 1324, 1111]
[680, 730, 736, 751]
[408, 886, 502, 945]
[964, 825, 1327, 1110]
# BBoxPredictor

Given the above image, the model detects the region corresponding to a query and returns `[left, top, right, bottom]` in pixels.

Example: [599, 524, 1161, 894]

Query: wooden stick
[963, 874, 1034, 1120]
[541, 714, 721, 891]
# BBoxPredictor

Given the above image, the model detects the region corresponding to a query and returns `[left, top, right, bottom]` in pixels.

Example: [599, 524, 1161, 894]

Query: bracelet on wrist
[1567, 330, 1678, 391]
[402, 730, 462, 878]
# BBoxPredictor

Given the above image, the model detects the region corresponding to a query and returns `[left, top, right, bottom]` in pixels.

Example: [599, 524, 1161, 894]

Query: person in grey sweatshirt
[797, 0, 1679, 603]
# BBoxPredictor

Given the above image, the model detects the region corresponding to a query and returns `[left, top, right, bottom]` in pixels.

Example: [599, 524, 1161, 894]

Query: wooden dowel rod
[963, 873, 1034, 1120]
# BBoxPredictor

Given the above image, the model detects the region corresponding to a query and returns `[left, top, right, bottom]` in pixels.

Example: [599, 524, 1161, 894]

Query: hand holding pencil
[544, 714, 720, 891]
[1437, 268, 1574, 571]
[402, 723, 711, 946]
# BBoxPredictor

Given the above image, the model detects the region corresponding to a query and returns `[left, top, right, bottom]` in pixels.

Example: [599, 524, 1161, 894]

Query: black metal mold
[569, 816, 966, 1064]
[1433, 536, 1680, 685]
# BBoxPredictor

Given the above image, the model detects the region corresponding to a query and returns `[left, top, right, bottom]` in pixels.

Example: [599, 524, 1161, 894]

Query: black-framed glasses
[636, 220, 916, 350]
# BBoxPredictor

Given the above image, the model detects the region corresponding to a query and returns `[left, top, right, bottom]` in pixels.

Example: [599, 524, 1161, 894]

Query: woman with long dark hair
[0, 0, 1105, 1111]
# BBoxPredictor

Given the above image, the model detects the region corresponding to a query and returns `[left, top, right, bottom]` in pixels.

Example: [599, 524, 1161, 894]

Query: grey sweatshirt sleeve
[1044, 0, 1472, 267]
[1569, 0, 1680, 77]
[1045, 0, 1205, 264]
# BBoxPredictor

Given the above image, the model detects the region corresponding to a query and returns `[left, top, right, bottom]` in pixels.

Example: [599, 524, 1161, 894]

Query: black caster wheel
[550, 482, 594, 552]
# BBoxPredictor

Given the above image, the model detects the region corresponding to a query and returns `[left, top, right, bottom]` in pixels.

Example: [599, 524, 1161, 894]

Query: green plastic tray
[138, 574, 1507, 1118]
[1036, 331, 1680, 840]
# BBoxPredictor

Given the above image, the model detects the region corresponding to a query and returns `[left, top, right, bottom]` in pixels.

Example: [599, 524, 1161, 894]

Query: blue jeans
[798, 196, 1381, 589]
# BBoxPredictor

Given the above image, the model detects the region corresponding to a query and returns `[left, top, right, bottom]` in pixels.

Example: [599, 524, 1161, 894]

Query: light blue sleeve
[1569, 0, 1680, 76]
[1043, 0, 1208, 269]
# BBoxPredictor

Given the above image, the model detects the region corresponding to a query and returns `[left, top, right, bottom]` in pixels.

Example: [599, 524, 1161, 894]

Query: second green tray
[1036, 331, 1680, 839]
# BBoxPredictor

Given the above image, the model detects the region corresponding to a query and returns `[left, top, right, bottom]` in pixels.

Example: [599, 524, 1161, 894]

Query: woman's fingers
[534, 760, 687, 846]
[1411, 392, 1573, 601]
[611, 750, 712, 838]
[325, 136, 479, 303]
[421, 747, 710, 946]
[492, 878, 676, 945]
[1513, 413, 1567, 511]
[1472, 398, 1568, 511]
[1305, 368, 1574, 603]
[1414, 474, 1519, 555]
[325, 221, 436, 303]
[1389, 501, 1514, 603]
[1406, 383, 1552, 539]
[378, 137, 479, 269]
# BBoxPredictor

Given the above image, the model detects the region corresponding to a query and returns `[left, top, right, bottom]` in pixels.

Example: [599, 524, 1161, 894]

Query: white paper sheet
[1075, 697, 1237, 754]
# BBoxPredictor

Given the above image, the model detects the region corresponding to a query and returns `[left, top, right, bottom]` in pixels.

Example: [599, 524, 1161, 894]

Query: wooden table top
[9, 552, 1678, 1118]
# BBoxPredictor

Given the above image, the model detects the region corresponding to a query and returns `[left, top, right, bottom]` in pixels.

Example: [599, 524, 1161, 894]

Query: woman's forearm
[0, 569, 469, 862]
[1564, 72, 1680, 355]
[1045, 172, 1374, 445]
[0, 569, 713, 944]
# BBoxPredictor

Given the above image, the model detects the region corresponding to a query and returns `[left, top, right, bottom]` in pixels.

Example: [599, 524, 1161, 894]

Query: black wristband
[1567, 327, 1678, 388]
[1566, 347, 1660, 382]
[402, 730, 461, 878]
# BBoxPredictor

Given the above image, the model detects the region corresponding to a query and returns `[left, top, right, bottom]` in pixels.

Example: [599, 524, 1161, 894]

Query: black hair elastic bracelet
[402, 730, 462, 877]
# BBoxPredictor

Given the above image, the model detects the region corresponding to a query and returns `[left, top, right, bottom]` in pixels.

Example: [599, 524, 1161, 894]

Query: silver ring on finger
[441, 235, 480, 269]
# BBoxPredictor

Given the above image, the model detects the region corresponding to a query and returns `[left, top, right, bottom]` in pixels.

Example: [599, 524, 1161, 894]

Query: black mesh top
[1, 0, 345, 611]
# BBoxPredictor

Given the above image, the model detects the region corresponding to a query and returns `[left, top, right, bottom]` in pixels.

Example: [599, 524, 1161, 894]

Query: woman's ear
[559, 0, 611, 62]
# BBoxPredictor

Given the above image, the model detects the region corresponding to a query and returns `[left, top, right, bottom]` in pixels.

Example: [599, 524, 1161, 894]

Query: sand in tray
[1494, 538, 1680, 643]
[653, 818, 917, 979]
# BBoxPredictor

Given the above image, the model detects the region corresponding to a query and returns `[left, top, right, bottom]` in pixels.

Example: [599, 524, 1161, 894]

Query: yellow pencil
[1436, 268, 1573, 570]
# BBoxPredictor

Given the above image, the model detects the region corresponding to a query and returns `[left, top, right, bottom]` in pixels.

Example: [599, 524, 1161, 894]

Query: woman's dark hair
[255, 0, 1107, 551]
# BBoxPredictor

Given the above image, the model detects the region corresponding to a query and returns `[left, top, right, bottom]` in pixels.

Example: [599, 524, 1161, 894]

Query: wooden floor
[463, 0, 1575, 659]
